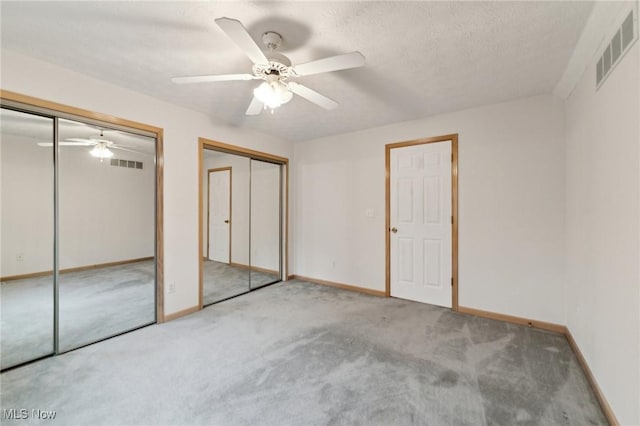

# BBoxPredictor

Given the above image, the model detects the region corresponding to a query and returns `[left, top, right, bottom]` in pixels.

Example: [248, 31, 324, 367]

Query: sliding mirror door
[202, 149, 250, 305]
[249, 159, 282, 289]
[0, 108, 55, 369]
[57, 119, 156, 352]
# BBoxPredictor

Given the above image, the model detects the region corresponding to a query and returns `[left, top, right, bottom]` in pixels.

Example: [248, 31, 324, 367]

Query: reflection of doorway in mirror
[208, 168, 231, 264]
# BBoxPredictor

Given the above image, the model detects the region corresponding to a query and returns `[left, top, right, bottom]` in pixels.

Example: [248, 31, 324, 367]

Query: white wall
[294, 94, 566, 324]
[0, 49, 293, 315]
[564, 24, 640, 426]
[250, 160, 280, 271]
[1, 131, 154, 276]
[1, 133, 54, 276]
[58, 146, 154, 270]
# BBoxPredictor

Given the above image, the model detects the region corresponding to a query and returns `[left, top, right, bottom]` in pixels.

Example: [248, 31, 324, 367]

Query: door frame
[206, 167, 232, 262]
[198, 137, 289, 309]
[385, 134, 459, 311]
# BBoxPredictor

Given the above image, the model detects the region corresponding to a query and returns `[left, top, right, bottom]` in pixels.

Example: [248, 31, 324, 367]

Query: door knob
[391, 227, 398, 233]
[224, 220, 229, 224]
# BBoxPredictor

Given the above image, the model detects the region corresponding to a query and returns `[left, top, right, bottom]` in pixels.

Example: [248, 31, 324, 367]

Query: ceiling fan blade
[171, 73, 256, 84]
[293, 51, 365, 76]
[245, 97, 264, 116]
[288, 82, 338, 110]
[37, 141, 93, 147]
[215, 17, 269, 65]
[65, 138, 94, 143]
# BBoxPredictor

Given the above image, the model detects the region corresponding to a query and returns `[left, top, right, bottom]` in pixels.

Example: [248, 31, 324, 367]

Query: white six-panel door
[390, 141, 452, 308]
[208, 169, 231, 263]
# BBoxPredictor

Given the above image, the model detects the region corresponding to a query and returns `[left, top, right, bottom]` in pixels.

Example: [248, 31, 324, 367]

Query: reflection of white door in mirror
[208, 168, 231, 263]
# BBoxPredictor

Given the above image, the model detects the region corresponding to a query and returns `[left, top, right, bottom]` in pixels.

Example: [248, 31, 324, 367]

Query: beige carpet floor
[1, 280, 605, 425]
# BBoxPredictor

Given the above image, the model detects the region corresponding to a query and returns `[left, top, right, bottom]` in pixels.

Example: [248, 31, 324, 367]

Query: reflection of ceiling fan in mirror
[37, 130, 145, 160]
[171, 17, 366, 115]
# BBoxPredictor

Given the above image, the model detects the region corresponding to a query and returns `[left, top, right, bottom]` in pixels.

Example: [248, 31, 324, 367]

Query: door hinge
[451, 216, 453, 224]
[451, 153, 454, 162]
[451, 277, 454, 287]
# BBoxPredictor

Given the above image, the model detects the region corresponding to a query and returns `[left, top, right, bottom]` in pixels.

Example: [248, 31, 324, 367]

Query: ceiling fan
[37, 130, 145, 159]
[171, 17, 366, 115]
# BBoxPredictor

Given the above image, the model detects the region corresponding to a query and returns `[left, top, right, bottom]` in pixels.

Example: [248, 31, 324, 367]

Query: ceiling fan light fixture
[253, 81, 293, 109]
[173, 17, 366, 115]
[90, 144, 114, 159]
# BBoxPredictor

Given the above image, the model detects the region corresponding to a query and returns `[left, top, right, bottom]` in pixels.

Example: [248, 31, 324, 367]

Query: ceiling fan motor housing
[251, 31, 294, 78]
[253, 52, 293, 78]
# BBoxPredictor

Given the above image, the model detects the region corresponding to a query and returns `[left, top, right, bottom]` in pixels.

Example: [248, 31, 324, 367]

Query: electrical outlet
[168, 283, 176, 294]
[365, 209, 374, 218]
[16, 253, 24, 262]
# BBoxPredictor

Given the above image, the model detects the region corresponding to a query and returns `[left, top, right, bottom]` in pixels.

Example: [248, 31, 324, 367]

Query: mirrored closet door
[57, 118, 156, 352]
[0, 104, 158, 370]
[0, 108, 55, 370]
[201, 146, 284, 306]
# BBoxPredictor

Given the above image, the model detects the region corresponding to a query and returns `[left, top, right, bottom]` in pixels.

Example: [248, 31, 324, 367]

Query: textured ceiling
[1, 1, 594, 142]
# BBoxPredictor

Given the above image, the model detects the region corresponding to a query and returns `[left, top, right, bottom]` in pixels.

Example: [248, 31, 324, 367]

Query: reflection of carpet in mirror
[0, 259, 155, 370]
[203, 260, 280, 306]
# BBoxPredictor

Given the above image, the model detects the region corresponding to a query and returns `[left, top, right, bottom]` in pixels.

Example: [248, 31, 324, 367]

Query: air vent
[110, 158, 143, 170]
[597, 7, 637, 89]
[622, 9, 635, 50]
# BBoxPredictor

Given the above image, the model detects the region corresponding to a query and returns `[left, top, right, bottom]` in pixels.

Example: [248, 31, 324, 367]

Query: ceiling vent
[110, 158, 143, 170]
[596, 6, 637, 89]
